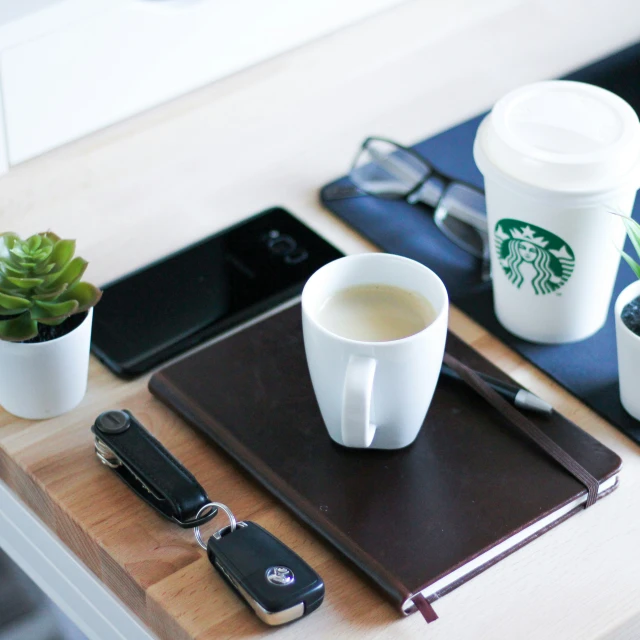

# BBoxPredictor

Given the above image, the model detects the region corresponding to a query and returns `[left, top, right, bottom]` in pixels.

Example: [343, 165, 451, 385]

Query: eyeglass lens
[350, 139, 430, 197]
[434, 183, 488, 258]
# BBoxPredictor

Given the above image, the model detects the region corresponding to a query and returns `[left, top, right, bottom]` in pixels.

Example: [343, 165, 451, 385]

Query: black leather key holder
[91, 410, 324, 625]
[91, 410, 217, 528]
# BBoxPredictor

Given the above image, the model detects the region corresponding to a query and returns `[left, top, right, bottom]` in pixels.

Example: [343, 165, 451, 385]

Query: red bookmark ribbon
[412, 593, 438, 623]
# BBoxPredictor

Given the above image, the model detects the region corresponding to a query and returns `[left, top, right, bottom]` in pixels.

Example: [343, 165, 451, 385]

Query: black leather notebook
[149, 304, 622, 620]
[320, 41, 640, 446]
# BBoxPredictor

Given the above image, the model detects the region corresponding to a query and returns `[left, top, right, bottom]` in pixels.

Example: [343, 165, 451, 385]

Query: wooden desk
[1, 1, 640, 638]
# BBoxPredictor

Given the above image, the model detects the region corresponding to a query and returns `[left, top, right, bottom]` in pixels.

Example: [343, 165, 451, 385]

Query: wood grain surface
[2, 1, 640, 638]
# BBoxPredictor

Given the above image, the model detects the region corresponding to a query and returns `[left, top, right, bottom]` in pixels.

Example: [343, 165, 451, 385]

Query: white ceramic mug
[301, 254, 448, 449]
[474, 80, 640, 343]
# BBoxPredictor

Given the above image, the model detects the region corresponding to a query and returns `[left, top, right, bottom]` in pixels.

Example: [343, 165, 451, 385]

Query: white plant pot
[0, 309, 93, 420]
[615, 281, 640, 421]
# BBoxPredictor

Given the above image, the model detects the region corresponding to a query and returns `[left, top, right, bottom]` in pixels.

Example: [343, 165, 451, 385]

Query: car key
[92, 412, 325, 625]
[195, 503, 324, 625]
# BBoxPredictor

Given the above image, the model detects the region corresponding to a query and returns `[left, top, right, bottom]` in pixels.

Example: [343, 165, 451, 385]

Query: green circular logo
[494, 219, 575, 295]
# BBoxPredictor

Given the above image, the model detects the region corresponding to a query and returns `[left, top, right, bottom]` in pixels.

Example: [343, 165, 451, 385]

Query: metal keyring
[194, 502, 237, 550]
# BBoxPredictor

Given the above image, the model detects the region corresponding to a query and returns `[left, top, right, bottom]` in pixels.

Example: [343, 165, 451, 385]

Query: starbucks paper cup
[474, 81, 640, 343]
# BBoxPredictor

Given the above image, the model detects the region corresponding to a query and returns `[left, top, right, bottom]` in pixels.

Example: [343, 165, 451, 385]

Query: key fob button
[95, 410, 131, 434]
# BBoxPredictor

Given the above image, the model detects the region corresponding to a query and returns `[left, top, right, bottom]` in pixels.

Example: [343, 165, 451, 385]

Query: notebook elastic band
[443, 353, 599, 508]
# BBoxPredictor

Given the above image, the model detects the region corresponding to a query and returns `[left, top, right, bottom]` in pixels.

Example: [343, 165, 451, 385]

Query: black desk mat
[320, 42, 640, 446]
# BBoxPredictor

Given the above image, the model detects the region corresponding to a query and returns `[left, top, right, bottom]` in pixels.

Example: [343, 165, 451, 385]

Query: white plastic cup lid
[474, 80, 640, 193]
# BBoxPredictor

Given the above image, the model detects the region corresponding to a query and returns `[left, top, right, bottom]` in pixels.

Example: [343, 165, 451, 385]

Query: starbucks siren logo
[494, 219, 575, 295]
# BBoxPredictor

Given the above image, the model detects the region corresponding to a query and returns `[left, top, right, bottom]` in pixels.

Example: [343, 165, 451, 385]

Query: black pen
[440, 363, 553, 415]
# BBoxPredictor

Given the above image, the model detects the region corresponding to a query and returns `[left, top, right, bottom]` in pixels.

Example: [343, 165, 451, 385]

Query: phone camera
[264, 230, 308, 264]
[268, 234, 297, 256]
[284, 249, 308, 265]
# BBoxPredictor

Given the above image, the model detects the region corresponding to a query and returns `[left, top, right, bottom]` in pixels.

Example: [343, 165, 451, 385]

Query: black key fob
[207, 521, 324, 625]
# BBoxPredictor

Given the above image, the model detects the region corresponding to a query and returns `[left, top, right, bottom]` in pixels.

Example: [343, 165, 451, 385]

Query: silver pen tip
[514, 390, 553, 415]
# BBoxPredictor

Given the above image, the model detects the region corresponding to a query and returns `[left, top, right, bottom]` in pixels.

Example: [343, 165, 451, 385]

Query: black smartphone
[91, 207, 344, 378]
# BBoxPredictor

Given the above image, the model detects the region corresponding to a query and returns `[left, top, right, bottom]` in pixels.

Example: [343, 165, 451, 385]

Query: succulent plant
[0, 232, 102, 342]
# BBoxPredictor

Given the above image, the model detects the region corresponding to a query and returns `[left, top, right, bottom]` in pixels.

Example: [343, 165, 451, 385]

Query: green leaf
[0, 233, 18, 260]
[6, 276, 44, 289]
[32, 299, 79, 319]
[36, 317, 67, 326]
[34, 263, 55, 276]
[42, 257, 86, 289]
[0, 233, 19, 247]
[0, 313, 38, 342]
[42, 231, 61, 244]
[621, 250, 640, 280]
[10, 245, 28, 260]
[32, 283, 68, 301]
[0, 291, 31, 311]
[49, 239, 75, 271]
[26, 235, 42, 252]
[624, 217, 640, 261]
[0, 308, 32, 317]
[1, 263, 26, 277]
[32, 245, 53, 263]
[59, 282, 102, 311]
[15, 261, 36, 270]
[0, 277, 19, 292]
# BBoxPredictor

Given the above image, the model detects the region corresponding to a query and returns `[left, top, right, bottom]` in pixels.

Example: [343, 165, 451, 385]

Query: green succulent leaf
[32, 246, 53, 263]
[58, 282, 102, 310]
[0, 308, 32, 317]
[0, 313, 38, 342]
[1, 263, 26, 277]
[42, 257, 87, 289]
[41, 231, 61, 244]
[10, 246, 29, 260]
[34, 262, 55, 276]
[6, 276, 45, 289]
[49, 239, 75, 271]
[36, 317, 68, 326]
[0, 291, 31, 311]
[0, 233, 19, 248]
[32, 283, 68, 301]
[26, 235, 42, 252]
[0, 235, 17, 261]
[32, 299, 79, 319]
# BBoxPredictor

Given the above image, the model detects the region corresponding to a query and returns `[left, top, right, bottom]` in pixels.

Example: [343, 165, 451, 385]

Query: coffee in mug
[316, 284, 436, 342]
[302, 254, 448, 450]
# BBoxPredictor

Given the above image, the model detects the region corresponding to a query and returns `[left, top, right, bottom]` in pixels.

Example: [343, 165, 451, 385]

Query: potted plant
[0, 231, 102, 419]
[615, 216, 640, 421]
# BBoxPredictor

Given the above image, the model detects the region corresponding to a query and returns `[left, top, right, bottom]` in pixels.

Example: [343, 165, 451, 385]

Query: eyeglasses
[347, 137, 489, 279]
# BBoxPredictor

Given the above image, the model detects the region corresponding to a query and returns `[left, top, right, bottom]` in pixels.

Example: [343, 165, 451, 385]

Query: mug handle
[341, 355, 377, 447]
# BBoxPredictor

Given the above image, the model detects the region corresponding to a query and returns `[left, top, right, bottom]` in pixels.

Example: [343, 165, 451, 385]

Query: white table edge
[0, 478, 156, 640]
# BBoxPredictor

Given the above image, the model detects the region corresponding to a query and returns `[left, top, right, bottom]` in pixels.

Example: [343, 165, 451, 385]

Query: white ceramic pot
[615, 281, 640, 420]
[0, 309, 93, 419]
